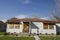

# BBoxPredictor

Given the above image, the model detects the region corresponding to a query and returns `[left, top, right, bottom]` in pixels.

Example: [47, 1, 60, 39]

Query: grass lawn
[40, 35, 60, 40]
[0, 37, 35, 40]
[0, 32, 34, 40]
[0, 32, 5, 35]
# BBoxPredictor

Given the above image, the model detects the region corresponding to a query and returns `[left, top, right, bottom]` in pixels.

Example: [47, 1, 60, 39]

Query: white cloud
[0, 19, 7, 23]
[2, 19, 7, 22]
[41, 17, 50, 20]
[15, 14, 28, 19]
[18, 0, 31, 4]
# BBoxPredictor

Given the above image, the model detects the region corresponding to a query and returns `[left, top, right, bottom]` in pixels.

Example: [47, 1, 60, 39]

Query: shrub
[45, 33, 48, 35]
[16, 34, 18, 36]
[29, 34, 31, 36]
[39, 33, 42, 35]
[51, 33, 54, 35]
[4, 32, 10, 35]
[10, 33, 14, 35]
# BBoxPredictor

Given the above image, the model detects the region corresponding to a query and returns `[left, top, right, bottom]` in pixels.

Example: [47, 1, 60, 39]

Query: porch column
[29, 21, 31, 34]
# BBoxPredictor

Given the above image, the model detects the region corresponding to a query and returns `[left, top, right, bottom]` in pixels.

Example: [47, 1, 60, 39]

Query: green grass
[0, 32, 5, 35]
[40, 35, 60, 40]
[0, 37, 35, 40]
[0, 32, 35, 40]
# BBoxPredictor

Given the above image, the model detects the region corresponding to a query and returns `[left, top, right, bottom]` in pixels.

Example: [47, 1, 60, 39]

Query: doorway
[23, 22, 29, 33]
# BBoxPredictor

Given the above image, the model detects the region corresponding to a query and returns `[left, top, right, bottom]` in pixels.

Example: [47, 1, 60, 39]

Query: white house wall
[31, 22, 43, 34]
[6, 22, 23, 33]
[6, 21, 57, 34]
[31, 29, 38, 34]
[41, 25, 56, 34]
[31, 22, 56, 34]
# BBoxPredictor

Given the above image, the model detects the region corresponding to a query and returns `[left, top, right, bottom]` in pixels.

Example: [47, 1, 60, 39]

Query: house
[0, 21, 6, 32]
[55, 21, 60, 34]
[6, 17, 60, 35]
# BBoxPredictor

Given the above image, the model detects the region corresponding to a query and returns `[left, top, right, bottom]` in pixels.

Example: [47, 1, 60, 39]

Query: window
[15, 24, 20, 29]
[8, 24, 14, 29]
[43, 23, 54, 29]
[49, 25, 54, 29]
[44, 24, 48, 29]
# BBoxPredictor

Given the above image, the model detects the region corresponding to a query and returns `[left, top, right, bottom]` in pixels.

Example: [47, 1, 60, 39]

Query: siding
[31, 22, 56, 34]
[6, 21, 23, 33]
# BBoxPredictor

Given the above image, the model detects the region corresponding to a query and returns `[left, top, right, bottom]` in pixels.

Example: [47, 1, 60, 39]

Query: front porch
[22, 21, 39, 34]
[23, 22, 29, 33]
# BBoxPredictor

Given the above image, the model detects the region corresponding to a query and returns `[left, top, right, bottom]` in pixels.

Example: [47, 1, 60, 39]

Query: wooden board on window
[49, 25, 54, 29]
[15, 24, 20, 29]
[8, 24, 14, 28]
[43, 24, 48, 29]
[43, 23, 54, 29]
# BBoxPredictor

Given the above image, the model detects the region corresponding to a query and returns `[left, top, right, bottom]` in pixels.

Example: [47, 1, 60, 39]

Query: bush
[45, 33, 48, 35]
[16, 34, 18, 36]
[39, 33, 42, 35]
[29, 34, 31, 36]
[51, 33, 54, 35]
[10, 33, 14, 35]
[4, 32, 10, 35]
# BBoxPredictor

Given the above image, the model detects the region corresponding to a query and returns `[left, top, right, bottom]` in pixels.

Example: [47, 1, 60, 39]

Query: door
[23, 22, 29, 33]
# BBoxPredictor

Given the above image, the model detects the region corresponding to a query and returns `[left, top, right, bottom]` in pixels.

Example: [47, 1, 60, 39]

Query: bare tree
[53, 0, 60, 20]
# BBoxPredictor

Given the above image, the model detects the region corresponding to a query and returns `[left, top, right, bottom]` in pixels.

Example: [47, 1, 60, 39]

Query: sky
[0, 0, 57, 22]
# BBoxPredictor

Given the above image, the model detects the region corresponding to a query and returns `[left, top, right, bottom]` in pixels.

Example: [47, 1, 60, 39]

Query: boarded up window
[49, 25, 54, 29]
[8, 24, 14, 28]
[15, 24, 20, 29]
[43, 23, 54, 29]
[44, 24, 48, 29]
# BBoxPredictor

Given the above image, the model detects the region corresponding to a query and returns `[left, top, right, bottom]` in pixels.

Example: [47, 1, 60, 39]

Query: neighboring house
[0, 21, 6, 32]
[56, 21, 60, 34]
[6, 17, 60, 35]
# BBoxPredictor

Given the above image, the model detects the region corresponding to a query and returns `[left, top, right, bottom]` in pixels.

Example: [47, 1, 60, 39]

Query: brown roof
[42, 20, 56, 24]
[6, 17, 59, 24]
[55, 20, 60, 23]
[6, 18, 20, 24]
[21, 18, 56, 23]
[20, 18, 41, 22]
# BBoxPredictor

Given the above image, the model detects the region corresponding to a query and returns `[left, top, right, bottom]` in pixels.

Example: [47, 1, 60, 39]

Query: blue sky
[0, 0, 57, 22]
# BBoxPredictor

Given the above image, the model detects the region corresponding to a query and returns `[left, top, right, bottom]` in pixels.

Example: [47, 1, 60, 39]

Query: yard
[0, 35, 60, 40]
[0, 32, 34, 40]
[1, 32, 60, 40]
[0, 37, 35, 40]
[40, 35, 60, 40]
